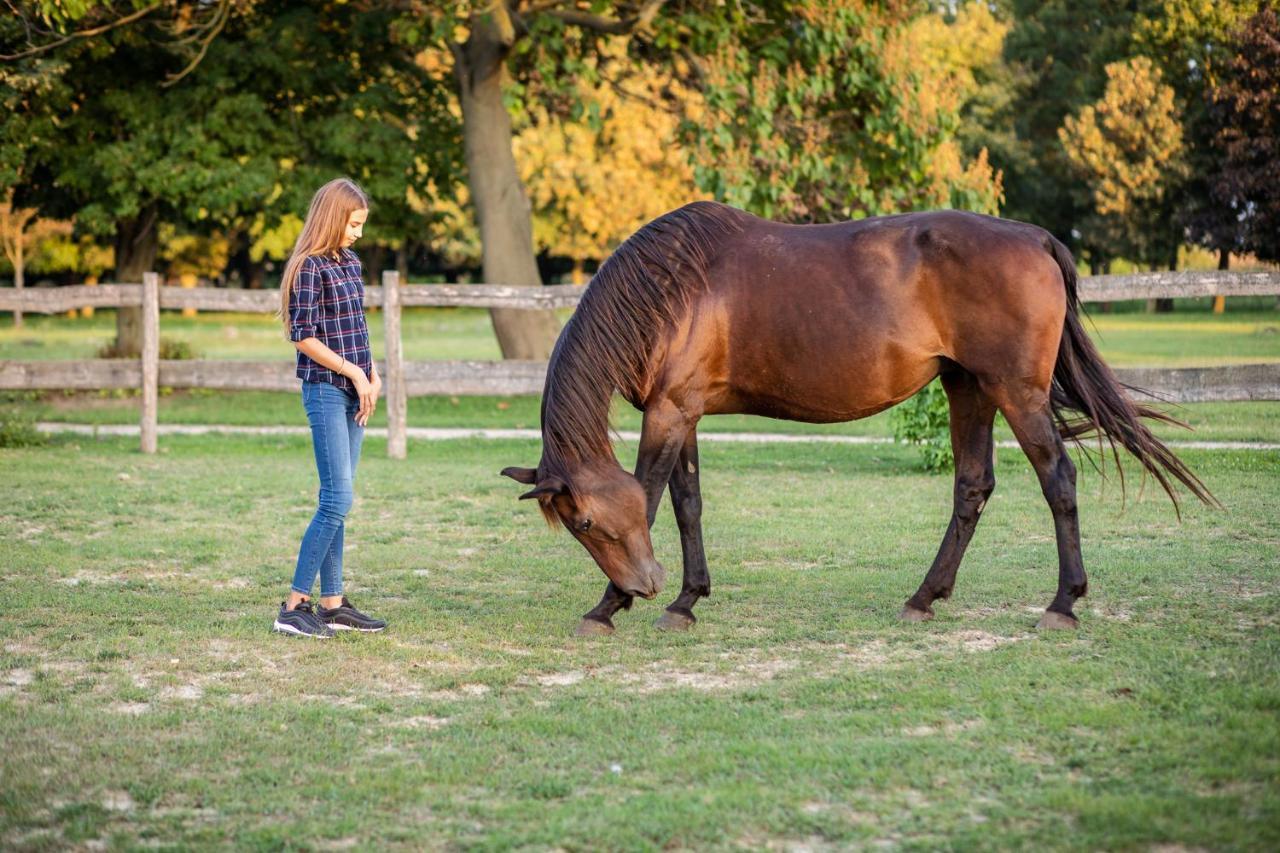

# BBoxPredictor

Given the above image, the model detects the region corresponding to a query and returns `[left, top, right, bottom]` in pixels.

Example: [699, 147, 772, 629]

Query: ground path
[36, 422, 1280, 451]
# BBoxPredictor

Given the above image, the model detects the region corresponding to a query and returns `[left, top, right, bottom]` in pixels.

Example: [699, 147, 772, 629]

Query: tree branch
[541, 0, 669, 35]
[161, 0, 232, 87]
[0, 3, 159, 61]
[542, 8, 633, 34]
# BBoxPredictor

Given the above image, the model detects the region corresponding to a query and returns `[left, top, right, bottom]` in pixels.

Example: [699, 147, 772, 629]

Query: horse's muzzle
[625, 561, 666, 600]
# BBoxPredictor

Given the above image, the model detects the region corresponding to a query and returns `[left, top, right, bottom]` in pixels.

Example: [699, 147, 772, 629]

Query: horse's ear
[501, 466, 537, 485]
[519, 478, 567, 501]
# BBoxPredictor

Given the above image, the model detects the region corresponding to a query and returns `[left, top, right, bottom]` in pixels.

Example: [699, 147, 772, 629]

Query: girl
[273, 177, 387, 638]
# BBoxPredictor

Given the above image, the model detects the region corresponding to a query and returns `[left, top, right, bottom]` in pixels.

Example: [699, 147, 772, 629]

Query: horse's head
[502, 462, 665, 599]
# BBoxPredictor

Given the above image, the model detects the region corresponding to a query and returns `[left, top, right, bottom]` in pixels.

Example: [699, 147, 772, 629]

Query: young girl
[273, 177, 387, 638]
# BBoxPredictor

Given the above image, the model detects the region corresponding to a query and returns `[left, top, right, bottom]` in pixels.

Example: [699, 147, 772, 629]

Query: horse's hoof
[654, 609, 696, 632]
[1037, 610, 1080, 631]
[898, 606, 934, 623]
[574, 618, 615, 637]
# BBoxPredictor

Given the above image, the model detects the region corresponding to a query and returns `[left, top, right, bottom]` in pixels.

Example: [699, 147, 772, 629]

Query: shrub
[0, 410, 48, 448]
[890, 378, 953, 473]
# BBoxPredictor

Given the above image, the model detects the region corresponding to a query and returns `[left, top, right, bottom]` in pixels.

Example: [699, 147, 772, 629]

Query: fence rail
[1, 269, 1277, 456]
[4, 358, 1277, 402]
[3, 270, 1279, 315]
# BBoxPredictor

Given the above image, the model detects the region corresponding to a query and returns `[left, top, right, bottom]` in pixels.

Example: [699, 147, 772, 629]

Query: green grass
[2, 433, 1278, 849]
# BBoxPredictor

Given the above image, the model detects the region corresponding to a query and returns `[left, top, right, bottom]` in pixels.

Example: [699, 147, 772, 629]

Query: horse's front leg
[633, 400, 692, 525]
[654, 430, 710, 632]
[576, 581, 634, 637]
[578, 402, 688, 636]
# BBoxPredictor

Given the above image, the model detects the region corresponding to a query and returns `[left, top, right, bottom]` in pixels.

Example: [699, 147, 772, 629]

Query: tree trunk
[1214, 248, 1229, 314]
[1154, 243, 1177, 313]
[1088, 256, 1112, 313]
[454, 16, 561, 360]
[365, 243, 386, 291]
[12, 241, 22, 329]
[112, 208, 159, 357]
[396, 245, 409, 282]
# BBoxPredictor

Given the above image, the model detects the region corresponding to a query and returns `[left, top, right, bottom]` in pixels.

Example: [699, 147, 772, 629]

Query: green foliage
[998, 0, 1140, 247]
[1, 0, 462, 269]
[681, 1, 1002, 221]
[890, 378, 953, 473]
[0, 407, 46, 447]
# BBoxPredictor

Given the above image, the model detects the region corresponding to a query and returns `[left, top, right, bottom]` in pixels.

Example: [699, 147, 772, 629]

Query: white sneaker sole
[325, 622, 386, 633]
[272, 619, 333, 639]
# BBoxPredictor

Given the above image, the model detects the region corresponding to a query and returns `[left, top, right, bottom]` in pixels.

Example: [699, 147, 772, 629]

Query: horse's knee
[955, 475, 995, 525]
[673, 492, 702, 523]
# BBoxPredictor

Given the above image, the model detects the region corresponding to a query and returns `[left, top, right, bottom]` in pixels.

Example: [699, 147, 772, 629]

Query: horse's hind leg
[901, 371, 997, 622]
[996, 398, 1087, 630]
[655, 432, 710, 632]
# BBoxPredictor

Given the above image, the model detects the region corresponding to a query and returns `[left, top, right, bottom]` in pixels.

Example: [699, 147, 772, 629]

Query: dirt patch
[426, 683, 491, 701]
[101, 790, 135, 812]
[391, 715, 451, 730]
[159, 684, 204, 701]
[520, 631, 1027, 695]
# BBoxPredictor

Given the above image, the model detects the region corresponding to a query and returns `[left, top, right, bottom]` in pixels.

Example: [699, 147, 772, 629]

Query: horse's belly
[720, 336, 939, 424]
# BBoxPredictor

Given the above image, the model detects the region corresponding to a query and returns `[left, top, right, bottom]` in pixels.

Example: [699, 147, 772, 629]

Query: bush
[890, 378, 953, 473]
[0, 410, 48, 448]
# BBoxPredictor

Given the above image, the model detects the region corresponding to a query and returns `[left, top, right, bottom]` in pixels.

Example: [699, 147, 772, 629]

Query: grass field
[2, 433, 1278, 849]
[3, 299, 1279, 848]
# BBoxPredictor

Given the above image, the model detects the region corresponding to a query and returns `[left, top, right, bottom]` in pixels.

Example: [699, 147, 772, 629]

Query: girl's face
[343, 208, 368, 248]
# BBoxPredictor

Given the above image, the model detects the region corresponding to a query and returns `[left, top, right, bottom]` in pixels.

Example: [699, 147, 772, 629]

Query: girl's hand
[351, 371, 376, 426]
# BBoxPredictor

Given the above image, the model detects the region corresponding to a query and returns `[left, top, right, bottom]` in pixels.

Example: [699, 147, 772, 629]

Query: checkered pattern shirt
[288, 249, 372, 393]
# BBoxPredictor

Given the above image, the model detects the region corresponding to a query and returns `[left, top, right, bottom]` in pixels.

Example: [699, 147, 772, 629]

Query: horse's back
[676, 209, 1066, 422]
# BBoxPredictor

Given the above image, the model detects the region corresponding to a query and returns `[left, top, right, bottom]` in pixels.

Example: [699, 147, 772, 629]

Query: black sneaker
[316, 597, 387, 633]
[273, 600, 335, 639]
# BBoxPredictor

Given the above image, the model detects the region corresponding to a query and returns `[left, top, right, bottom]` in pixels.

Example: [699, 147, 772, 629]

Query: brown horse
[502, 202, 1215, 635]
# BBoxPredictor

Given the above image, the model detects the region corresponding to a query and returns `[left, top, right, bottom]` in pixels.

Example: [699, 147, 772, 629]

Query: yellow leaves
[1060, 56, 1187, 219]
[159, 223, 231, 278]
[513, 44, 707, 266]
[888, 3, 1009, 121]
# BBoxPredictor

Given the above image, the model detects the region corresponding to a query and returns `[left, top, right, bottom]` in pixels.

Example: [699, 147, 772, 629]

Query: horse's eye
[578, 519, 593, 533]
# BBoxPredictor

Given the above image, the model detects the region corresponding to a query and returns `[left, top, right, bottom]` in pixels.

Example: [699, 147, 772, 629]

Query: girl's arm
[294, 337, 377, 426]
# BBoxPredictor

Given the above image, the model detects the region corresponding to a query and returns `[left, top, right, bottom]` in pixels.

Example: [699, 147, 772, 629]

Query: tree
[515, 43, 703, 279]
[2, 0, 459, 352]
[999, 0, 1140, 246]
[395, 2, 680, 359]
[0, 194, 72, 327]
[1204, 5, 1280, 263]
[1059, 57, 1188, 271]
[1134, 0, 1260, 268]
[680, 1, 1002, 222]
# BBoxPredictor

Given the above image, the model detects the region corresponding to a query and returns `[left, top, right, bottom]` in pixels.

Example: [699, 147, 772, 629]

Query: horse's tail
[1045, 236, 1219, 514]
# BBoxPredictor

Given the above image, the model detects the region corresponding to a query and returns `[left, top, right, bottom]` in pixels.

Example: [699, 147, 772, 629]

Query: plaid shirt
[288, 249, 372, 394]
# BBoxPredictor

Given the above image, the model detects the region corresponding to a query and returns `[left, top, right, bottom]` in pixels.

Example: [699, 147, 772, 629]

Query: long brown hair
[278, 178, 369, 331]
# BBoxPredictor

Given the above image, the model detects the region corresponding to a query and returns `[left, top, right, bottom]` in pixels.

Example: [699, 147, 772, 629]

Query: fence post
[141, 272, 160, 454]
[382, 269, 407, 459]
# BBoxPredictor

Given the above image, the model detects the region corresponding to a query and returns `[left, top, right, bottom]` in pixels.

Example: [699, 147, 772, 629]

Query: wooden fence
[1, 269, 1277, 456]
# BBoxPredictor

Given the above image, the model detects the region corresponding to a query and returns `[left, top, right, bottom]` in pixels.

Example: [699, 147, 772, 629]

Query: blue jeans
[291, 381, 365, 597]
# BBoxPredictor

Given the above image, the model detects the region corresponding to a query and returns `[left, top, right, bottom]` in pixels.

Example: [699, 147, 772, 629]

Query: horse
[501, 201, 1215, 636]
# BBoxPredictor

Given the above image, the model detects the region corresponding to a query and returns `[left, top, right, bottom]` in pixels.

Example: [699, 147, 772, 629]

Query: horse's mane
[538, 201, 745, 490]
